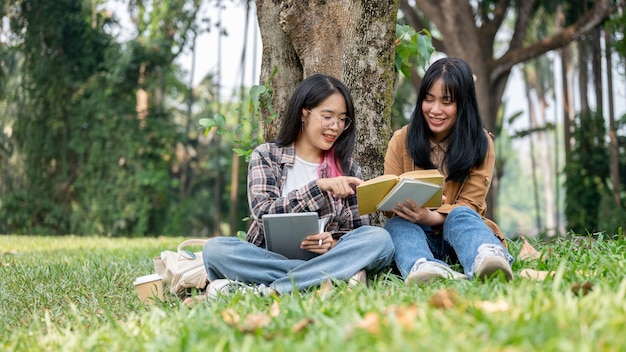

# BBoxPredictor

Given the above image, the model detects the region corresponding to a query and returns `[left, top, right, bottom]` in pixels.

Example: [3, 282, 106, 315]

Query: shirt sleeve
[247, 144, 327, 219]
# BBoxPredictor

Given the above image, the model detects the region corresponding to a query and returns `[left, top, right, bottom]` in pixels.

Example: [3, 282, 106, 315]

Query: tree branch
[480, 0, 511, 39]
[509, 0, 537, 51]
[490, 0, 614, 82]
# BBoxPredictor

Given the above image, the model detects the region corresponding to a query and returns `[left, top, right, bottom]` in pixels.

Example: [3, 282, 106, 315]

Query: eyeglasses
[306, 109, 352, 130]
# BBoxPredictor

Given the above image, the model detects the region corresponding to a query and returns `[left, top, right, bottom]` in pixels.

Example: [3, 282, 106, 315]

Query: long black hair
[407, 57, 488, 182]
[275, 73, 357, 175]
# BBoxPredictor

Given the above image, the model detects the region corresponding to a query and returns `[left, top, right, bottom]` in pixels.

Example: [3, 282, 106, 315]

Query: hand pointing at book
[317, 176, 363, 198]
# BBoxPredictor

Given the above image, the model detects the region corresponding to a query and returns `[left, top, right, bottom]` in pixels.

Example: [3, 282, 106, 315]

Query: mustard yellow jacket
[383, 125, 507, 247]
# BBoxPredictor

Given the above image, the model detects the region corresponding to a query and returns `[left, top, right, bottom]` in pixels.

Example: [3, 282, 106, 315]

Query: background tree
[399, 0, 618, 221]
[255, 0, 399, 182]
[1, 0, 624, 237]
[0, 0, 213, 235]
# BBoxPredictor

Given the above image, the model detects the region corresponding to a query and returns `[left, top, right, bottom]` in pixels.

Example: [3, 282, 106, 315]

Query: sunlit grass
[1, 234, 625, 351]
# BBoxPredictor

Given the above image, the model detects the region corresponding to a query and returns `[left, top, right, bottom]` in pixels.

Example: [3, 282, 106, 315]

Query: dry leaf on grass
[473, 299, 510, 313]
[356, 312, 381, 334]
[518, 236, 542, 261]
[182, 295, 205, 308]
[519, 268, 555, 281]
[389, 304, 419, 330]
[428, 288, 460, 309]
[221, 308, 240, 325]
[269, 301, 281, 317]
[312, 279, 334, 300]
[571, 282, 594, 296]
[291, 318, 315, 333]
[239, 313, 272, 332]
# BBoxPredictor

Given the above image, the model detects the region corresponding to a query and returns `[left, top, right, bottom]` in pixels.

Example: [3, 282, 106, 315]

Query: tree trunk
[579, 39, 590, 119]
[523, 66, 542, 233]
[592, 28, 603, 113]
[605, 29, 622, 206]
[255, 0, 399, 184]
[557, 5, 574, 165]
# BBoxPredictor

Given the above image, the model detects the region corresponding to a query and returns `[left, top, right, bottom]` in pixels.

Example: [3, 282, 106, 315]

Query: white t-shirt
[282, 155, 319, 196]
[282, 155, 328, 231]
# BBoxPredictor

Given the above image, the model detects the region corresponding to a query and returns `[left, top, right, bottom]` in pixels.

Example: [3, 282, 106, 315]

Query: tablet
[262, 212, 321, 260]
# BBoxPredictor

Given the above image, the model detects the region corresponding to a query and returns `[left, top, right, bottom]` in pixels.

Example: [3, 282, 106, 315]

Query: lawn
[1, 232, 625, 351]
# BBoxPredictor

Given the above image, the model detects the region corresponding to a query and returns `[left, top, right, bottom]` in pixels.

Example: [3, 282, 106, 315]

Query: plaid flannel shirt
[245, 142, 369, 247]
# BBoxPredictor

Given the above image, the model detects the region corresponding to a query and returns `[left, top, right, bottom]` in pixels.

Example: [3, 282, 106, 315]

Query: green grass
[1, 233, 625, 351]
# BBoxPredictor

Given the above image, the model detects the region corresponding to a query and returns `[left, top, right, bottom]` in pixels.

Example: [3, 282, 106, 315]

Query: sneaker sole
[406, 271, 445, 285]
[476, 257, 513, 281]
[405, 271, 468, 285]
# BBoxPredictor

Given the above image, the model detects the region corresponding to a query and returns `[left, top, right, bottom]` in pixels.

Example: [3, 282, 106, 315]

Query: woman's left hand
[392, 199, 444, 226]
[301, 232, 335, 254]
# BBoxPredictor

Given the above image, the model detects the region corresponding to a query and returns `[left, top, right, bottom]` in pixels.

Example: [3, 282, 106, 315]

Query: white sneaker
[348, 269, 367, 286]
[206, 279, 273, 299]
[406, 258, 467, 284]
[472, 244, 513, 281]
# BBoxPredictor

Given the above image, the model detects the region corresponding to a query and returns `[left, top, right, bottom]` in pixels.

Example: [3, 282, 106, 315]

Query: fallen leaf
[221, 308, 240, 326]
[474, 299, 510, 313]
[240, 313, 272, 332]
[519, 268, 555, 281]
[392, 304, 419, 330]
[571, 282, 594, 296]
[356, 312, 381, 334]
[428, 288, 459, 309]
[291, 318, 315, 333]
[312, 279, 334, 300]
[518, 236, 542, 261]
[182, 295, 205, 308]
[268, 301, 281, 317]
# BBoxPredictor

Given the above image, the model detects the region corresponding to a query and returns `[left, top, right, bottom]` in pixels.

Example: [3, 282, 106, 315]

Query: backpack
[153, 238, 209, 297]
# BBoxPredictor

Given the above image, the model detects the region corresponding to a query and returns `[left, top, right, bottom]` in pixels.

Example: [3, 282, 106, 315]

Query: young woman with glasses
[202, 73, 394, 297]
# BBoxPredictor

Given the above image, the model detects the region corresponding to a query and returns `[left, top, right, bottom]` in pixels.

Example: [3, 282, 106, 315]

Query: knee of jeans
[202, 237, 232, 262]
[448, 206, 479, 220]
[355, 225, 390, 241]
[384, 216, 405, 230]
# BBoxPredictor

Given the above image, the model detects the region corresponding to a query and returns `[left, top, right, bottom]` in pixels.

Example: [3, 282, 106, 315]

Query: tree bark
[255, 0, 399, 183]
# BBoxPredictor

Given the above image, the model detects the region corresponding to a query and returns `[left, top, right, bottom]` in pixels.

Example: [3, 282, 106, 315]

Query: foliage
[389, 76, 415, 131]
[0, 0, 205, 236]
[199, 68, 277, 162]
[564, 110, 610, 235]
[2, 0, 117, 233]
[605, 9, 626, 68]
[394, 25, 434, 78]
[2, 233, 626, 350]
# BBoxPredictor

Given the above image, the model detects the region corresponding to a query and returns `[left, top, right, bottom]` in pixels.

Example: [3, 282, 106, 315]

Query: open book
[356, 169, 444, 215]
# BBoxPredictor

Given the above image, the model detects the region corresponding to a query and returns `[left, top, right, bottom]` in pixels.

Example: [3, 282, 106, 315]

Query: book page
[399, 169, 443, 208]
[376, 178, 442, 212]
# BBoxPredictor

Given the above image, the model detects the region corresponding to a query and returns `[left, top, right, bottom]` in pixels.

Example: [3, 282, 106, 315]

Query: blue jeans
[203, 225, 394, 294]
[384, 206, 513, 279]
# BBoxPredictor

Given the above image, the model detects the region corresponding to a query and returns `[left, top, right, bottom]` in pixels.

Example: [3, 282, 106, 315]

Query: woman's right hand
[316, 176, 362, 198]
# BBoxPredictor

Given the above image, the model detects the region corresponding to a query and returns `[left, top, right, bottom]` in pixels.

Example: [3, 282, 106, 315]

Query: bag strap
[177, 238, 209, 254]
